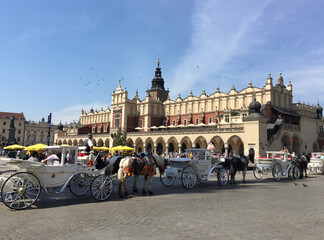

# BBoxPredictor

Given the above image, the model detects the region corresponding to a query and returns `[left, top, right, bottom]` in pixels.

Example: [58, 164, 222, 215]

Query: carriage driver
[82, 133, 94, 154]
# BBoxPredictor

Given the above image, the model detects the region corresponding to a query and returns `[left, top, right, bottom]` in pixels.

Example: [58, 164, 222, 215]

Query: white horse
[117, 153, 166, 197]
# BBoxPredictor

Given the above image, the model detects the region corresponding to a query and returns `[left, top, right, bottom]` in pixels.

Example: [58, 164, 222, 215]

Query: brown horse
[117, 153, 166, 197]
[223, 155, 249, 184]
[295, 155, 309, 178]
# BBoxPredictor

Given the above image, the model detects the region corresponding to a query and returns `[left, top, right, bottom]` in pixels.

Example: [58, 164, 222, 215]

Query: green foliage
[112, 128, 127, 146]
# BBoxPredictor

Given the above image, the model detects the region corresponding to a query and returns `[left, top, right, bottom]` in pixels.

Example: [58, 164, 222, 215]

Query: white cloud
[288, 65, 324, 104]
[168, 0, 271, 97]
[52, 102, 106, 125]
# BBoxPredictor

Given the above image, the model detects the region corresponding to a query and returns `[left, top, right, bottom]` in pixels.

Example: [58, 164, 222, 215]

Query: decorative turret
[266, 73, 273, 85]
[287, 79, 292, 91]
[147, 58, 169, 101]
[277, 72, 284, 86]
[248, 96, 261, 114]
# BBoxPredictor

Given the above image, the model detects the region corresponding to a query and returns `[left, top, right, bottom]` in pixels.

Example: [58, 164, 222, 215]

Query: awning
[272, 107, 300, 117]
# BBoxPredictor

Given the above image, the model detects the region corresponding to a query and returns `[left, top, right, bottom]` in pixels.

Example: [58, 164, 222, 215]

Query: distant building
[24, 118, 58, 146]
[55, 60, 324, 157]
[0, 112, 26, 146]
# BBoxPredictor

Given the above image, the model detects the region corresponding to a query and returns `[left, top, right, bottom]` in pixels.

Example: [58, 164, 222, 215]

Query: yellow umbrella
[110, 145, 134, 152]
[4, 144, 25, 150]
[24, 143, 48, 151]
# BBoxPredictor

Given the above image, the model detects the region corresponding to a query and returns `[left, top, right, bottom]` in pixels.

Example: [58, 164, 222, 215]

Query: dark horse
[223, 155, 249, 184]
[295, 154, 309, 178]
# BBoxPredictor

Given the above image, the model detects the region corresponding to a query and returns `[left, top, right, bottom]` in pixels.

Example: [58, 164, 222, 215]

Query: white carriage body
[162, 149, 228, 188]
[0, 145, 103, 191]
[308, 152, 324, 173]
[255, 151, 295, 178]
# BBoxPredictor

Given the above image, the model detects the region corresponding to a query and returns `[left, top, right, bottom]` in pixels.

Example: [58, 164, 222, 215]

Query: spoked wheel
[160, 172, 176, 187]
[181, 166, 197, 189]
[253, 166, 263, 180]
[1, 172, 41, 210]
[293, 167, 301, 179]
[217, 168, 229, 186]
[316, 167, 322, 174]
[69, 173, 91, 196]
[197, 175, 208, 184]
[90, 175, 113, 201]
[272, 164, 282, 181]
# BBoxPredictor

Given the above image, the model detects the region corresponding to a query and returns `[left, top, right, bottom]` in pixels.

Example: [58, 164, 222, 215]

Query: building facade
[55, 60, 324, 158]
[0, 112, 26, 146]
[24, 118, 58, 146]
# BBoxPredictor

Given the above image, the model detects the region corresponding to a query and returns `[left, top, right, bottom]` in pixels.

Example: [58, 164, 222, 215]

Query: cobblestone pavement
[0, 171, 324, 240]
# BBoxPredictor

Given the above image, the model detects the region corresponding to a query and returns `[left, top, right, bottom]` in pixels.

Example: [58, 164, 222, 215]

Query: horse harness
[127, 154, 156, 176]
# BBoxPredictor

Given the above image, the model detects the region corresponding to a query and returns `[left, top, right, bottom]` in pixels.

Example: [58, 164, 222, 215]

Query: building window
[225, 115, 230, 123]
[17, 137, 20, 141]
[2, 129, 5, 134]
[114, 113, 120, 128]
[27, 136, 30, 141]
[195, 119, 199, 125]
[172, 120, 176, 126]
[209, 118, 212, 124]
[104, 126, 107, 132]
[19, 122, 22, 126]
[98, 126, 102, 132]
[3, 122, 6, 125]
[18, 130, 21, 134]
[319, 126, 324, 133]
[92, 126, 96, 133]
[40, 136, 43, 142]
[184, 119, 187, 126]
[33, 135, 36, 141]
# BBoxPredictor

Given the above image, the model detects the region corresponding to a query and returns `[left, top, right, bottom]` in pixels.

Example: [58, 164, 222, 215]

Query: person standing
[82, 133, 94, 154]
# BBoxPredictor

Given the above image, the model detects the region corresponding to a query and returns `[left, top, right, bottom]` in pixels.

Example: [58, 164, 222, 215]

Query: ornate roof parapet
[286, 79, 292, 91]
[277, 72, 284, 86]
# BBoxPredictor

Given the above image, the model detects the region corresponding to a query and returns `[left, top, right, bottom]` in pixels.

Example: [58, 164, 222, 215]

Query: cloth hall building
[55, 61, 324, 158]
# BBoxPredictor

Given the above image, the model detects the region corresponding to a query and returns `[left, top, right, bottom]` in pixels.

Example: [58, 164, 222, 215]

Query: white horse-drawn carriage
[307, 152, 324, 174]
[253, 151, 299, 181]
[0, 145, 113, 210]
[160, 149, 229, 189]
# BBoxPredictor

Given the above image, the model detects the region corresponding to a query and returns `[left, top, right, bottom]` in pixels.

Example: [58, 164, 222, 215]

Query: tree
[111, 128, 127, 146]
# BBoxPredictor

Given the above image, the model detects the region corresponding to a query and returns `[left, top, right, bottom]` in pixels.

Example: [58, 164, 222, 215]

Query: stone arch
[63, 140, 67, 144]
[105, 138, 109, 147]
[126, 138, 134, 148]
[135, 137, 144, 153]
[167, 137, 178, 154]
[292, 134, 301, 154]
[97, 139, 104, 147]
[79, 139, 83, 146]
[68, 139, 72, 146]
[145, 137, 154, 153]
[194, 136, 207, 149]
[227, 135, 244, 155]
[210, 136, 225, 154]
[313, 141, 319, 152]
[281, 133, 292, 153]
[156, 137, 166, 155]
[73, 139, 78, 146]
[58, 140, 62, 145]
[92, 139, 97, 146]
[180, 136, 192, 153]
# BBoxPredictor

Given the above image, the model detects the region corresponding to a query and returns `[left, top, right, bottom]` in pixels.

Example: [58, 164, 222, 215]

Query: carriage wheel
[69, 173, 91, 196]
[272, 164, 282, 181]
[217, 168, 229, 186]
[160, 172, 176, 187]
[253, 166, 263, 180]
[1, 172, 41, 210]
[90, 175, 113, 201]
[293, 167, 300, 179]
[181, 166, 197, 189]
[197, 175, 208, 184]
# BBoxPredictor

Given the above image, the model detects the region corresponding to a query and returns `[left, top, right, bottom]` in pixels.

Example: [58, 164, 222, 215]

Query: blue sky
[1, 0, 324, 124]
